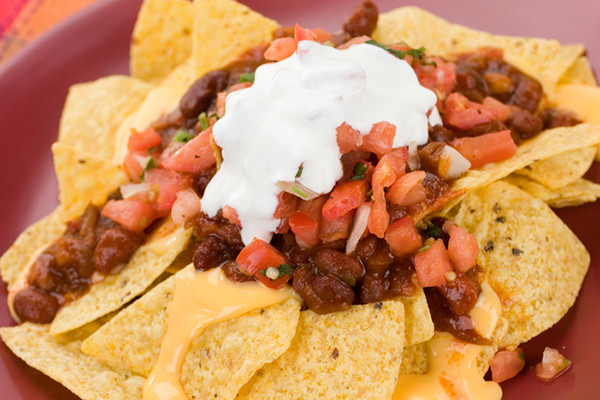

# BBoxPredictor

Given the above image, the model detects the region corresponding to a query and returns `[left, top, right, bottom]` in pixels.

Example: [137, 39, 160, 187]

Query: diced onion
[438, 145, 471, 180]
[120, 183, 151, 199]
[407, 141, 420, 171]
[171, 188, 202, 225]
[276, 180, 320, 200]
[346, 203, 371, 255]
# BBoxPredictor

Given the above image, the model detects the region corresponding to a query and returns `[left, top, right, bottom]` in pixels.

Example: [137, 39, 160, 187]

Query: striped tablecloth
[0, 0, 100, 65]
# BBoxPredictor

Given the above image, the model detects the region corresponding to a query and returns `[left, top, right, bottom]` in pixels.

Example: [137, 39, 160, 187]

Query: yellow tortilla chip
[400, 289, 434, 346]
[451, 124, 600, 195]
[0, 323, 144, 400]
[0, 209, 63, 289]
[504, 175, 600, 208]
[82, 265, 301, 400]
[192, 0, 279, 79]
[49, 219, 192, 336]
[53, 142, 129, 221]
[237, 301, 405, 400]
[559, 55, 598, 86]
[131, 0, 193, 83]
[399, 343, 428, 375]
[514, 146, 596, 190]
[447, 181, 590, 346]
[59, 76, 152, 160]
[373, 7, 583, 93]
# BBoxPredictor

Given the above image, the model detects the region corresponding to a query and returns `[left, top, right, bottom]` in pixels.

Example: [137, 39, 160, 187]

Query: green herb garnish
[366, 39, 426, 60]
[172, 130, 193, 143]
[140, 157, 155, 182]
[198, 112, 209, 131]
[260, 263, 296, 279]
[350, 162, 367, 181]
[290, 185, 308, 198]
[426, 224, 442, 239]
[366, 188, 373, 200]
[296, 166, 303, 178]
[239, 72, 255, 83]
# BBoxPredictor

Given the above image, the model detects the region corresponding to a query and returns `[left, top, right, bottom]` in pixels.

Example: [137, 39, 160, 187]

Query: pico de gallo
[12, 1, 580, 353]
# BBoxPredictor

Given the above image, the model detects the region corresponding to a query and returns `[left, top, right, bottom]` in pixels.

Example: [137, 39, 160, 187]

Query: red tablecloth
[0, 0, 100, 65]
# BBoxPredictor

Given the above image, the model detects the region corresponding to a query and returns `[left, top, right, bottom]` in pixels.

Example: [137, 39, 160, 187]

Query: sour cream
[202, 40, 438, 244]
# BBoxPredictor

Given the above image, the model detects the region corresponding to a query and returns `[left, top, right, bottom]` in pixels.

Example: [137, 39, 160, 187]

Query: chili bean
[192, 236, 229, 271]
[509, 75, 542, 112]
[428, 125, 455, 143]
[179, 70, 230, 119]
[94, 226, 144, 274]
[342, 1, 379, 37]
[507, 107, 543, 140]
[52, 234, 95, 279]
[386, 261, 417, 298]
[465, 120, 509, 137]
[358, 272, 385, 303]
[12, 287, 59, 324]
[541, 108, 581, 129]
[222, 260, 255, 283]
[418, 142, 446, 175]
[313, 249, 363, 286]
[437, 271, 480, 315]
[27, 253, 57, 292]
[192, 166, 217, 197]
[309, 275, 355, 314]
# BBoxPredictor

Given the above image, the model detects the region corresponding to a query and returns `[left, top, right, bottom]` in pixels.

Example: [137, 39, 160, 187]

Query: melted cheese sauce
[394, 281, 503, 400]
[553, 84, 600, 124]
[202, 41, 438, 245]
[143, 266, 293, 400]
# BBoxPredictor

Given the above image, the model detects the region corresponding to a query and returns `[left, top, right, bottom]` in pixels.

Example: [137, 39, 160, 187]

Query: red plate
[0, 0, 598, 399]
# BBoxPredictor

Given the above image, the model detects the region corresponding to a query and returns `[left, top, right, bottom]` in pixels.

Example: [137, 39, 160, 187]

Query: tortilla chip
[237, 301, 405, 400]
[49, 219, 192, 336]
[400, 289, 434, 346]
[451, 124, 600, 194]
[53, 142, 129, 222]
[131, 0, 193, 83]
[0, 209, 63, 289]
[373, 7, 583, 93]
[59, 76, 152, 160]
[446, 181, 590, 346]
[559, 55, 598, 86]
[0, 323, 144, 400]
[192, 0, 279, 79]
[399, 343, 428, 375]
[504, 175, 600, 208]
[514, 146, 596, 190]
[82, 265, 301, 400]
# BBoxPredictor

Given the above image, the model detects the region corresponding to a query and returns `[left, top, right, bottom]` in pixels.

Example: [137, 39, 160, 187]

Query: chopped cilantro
[198, 112, 209, 131]
[239, 72, 255, 83]
[260, 263, 295, 280]
[208, 112, 220, 121]
[296, 166, 303, 178]
[291, 185, 308, 198]
[366, 188, 373, 200]
[518, 352, 525, 361]
[172, 130, 193, 143]
[147, 146, 158, 155]
[418, 244, 431, 253]
[350, 162, 367, 181]
[140, 157, 155, 182]
[426, 224, 442, 239]
[366, 39, 426, 60]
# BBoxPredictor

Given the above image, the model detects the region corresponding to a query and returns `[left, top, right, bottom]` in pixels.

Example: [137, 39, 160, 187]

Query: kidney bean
[222, 260, 255, 283]
[192, 236, 229, 271]
[507, 107, 543, 140]
[358, 272, 386, 303]
[313, 249, 363, 286]
[94, 226, 144, 274]
[192, 166, 217, 197]
[27, 253, 57, 292]
[386, 261, 417, 298]
[437, 271, 481, 315]
[12, 287, 59, 324]
[179, 70, 230, 119]
[342, 1, 379, 37]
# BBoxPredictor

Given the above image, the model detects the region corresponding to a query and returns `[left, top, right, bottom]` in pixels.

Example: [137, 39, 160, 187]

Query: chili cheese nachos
[1, 1, 600, 399]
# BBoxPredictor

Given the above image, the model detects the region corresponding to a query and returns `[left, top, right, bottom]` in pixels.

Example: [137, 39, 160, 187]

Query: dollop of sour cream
[201, 40, 438, 244]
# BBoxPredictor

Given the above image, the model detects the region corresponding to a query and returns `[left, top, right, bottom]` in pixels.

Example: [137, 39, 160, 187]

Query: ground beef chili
[13, 205, 144, 323]
[14, 2, 582, 343]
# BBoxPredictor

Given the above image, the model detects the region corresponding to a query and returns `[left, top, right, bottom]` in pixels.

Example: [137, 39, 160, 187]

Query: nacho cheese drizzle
[202, 40, 438, 244]
[143, 266, 293, 400]
[394, 281, 503, 400]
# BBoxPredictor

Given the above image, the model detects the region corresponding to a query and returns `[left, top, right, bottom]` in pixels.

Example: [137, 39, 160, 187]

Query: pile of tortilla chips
[0, 1, 599, 399]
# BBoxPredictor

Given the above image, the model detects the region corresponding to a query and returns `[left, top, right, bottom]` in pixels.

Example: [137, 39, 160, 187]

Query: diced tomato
[123, 150, 147, 183]
[236, 239, 290, 289]
[535, 347, 572, 382]
[320, 210, 353, 243]
[414, 57, 457, 103]
[386, 171, 426, 206]
[144, 168, 188, 211]
[228, 82, 252, 92]
[274, 191, 298, 234]
[297, 195, 328, 222]
[161, 128, 216, 174]
[171, 188, 201, 225]
[102, 199, 156, 233]
[413, 239, 452, 287]
[359, 121, 396, 156]
[322, 180, 368, 221]
[490, 349, 525, 383]
[312, 28, 332, 43]
[294, 23, 317, 43]
[337, 35, 370, 50]
[451, 130, 517, 168]
[336, 123, 362, 154]
[444, 92, 497, 130]
[289, 212, 320, 246]
[446, 224, 478, 272]
[482, 96, 511, 121]
[367, 199, 389, 239]
[264, 37, 297, 61]
[127, 127, 162, 153]
[385, 217, 423, 257]
[222, 205, 241, 226]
